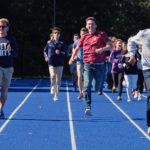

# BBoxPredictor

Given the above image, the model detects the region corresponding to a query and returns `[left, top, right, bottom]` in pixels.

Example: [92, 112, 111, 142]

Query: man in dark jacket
[0, 18, 18, 119]
[43, 27, 67, 101]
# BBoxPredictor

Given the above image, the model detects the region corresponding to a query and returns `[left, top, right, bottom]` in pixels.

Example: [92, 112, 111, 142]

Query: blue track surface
[0, 78, 150, 150]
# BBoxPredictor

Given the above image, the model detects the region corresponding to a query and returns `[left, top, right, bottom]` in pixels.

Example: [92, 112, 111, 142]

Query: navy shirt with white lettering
[43, 40, 67, 67]
[0, 35, 18, 67]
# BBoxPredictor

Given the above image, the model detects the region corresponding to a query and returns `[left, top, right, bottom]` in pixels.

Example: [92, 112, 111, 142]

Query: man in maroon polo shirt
[69, 17, 112, 116]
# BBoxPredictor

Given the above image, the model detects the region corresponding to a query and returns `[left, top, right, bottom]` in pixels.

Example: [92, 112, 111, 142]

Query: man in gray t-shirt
[128, 29, 150, 136]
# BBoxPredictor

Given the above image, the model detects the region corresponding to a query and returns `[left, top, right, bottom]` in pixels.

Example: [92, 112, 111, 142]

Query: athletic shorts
[0, 67, 14, 87]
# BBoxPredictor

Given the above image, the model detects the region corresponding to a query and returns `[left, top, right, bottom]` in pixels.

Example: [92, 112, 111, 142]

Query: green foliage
[0, 0, 150, 77]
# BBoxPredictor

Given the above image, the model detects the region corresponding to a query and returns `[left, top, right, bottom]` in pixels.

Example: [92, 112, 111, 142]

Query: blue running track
[0, 78, 150, 150]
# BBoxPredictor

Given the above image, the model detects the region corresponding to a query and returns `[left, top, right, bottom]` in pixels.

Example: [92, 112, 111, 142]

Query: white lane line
[103, 92, 150, 141]
[66, 81, 77, 150]
[0, 79, 42, 133]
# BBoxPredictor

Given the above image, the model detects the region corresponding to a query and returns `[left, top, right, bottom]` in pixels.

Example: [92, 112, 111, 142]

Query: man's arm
[127, 31, 143, 64]
[69, 46, 80, 65]
[43, 43, 49, 62]
[95, 40, 112, 54]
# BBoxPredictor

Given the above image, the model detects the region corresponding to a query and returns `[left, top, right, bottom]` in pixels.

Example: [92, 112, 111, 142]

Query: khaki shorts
[76, 63, 83, 77]
[0, 67, 14, 87]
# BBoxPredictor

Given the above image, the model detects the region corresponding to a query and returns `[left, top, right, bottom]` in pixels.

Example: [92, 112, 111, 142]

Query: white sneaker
[138, 94, 142, 101]
[127, 98, 132, 102]
[85, 106, 92, 116]
[51, 86, 55, 94]
[53, 95, 59, 101]
[134, 91, 138, 98]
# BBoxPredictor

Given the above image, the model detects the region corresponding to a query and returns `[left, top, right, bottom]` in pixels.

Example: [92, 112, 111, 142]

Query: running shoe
[85, 106, 92, 116]
[147, 127, 150, 136]
[134, 91, 138, 98]
[78, 93, 83, 99]
[0, 111, 5, 119]
[132, 90, 135, 95]
[112, 86, 116, 93]
[53, 95, 59, 101]
[138, 94, 142, 101]
[117, 96, 122, 101]
[127, 98, 132, 102]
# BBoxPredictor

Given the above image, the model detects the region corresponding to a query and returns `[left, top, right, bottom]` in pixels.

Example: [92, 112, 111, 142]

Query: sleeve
[43, 43, 48, 58]
[127, 30, 143, 56]
[109, 51, 119, 63]
[10, 36, 18, 57]
[101, 32, 110, 44]
[77, 35, 85, 48]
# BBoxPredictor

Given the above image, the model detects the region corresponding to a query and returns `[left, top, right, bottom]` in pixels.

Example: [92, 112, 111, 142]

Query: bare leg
[0, 85, 8, 112]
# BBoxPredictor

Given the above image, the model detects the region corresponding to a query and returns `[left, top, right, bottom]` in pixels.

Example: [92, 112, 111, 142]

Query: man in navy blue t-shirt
[0, 18, 18, 119]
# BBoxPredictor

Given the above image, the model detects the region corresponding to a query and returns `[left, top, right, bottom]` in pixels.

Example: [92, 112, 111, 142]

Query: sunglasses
[0, 26, 7, 29]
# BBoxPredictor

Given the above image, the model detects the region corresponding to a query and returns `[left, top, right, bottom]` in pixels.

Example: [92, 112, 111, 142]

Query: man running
[0, 18, 18, 119]
[128, 29, 150, 136]
[69, 17, 112, 115]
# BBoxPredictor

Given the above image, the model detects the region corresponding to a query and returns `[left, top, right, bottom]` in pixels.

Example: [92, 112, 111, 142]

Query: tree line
[0, 0, 150, 77]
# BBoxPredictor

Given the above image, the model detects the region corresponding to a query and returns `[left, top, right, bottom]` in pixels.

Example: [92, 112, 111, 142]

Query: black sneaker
[0, 111, 5, 119]
[85, 106, 92, 116]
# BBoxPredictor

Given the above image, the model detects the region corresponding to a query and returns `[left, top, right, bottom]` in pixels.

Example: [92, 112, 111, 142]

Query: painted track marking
[103, 92, 150, 141]
[66, 81, 77, 150]
[0, 79, 42, 133]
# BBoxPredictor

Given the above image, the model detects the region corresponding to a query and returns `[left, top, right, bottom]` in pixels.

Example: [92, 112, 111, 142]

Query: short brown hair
[85, 17, 96, 23]
[0, 18, 9, 26]
[52, 27, 61, 33]
[80, 27, 88, 32]
[73, 33, 79, 37]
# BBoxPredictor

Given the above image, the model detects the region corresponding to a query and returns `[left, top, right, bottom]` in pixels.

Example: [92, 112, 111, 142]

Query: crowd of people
[43, 16, 150, 135]
[0, 17, 150, 136]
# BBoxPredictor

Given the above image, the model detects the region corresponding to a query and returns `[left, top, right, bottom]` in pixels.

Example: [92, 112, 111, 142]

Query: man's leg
[55, 66, 63, 97]
[83, 63, 93, 108]
[76, 63, 84, 99]
[70, 63, 77, 92]
[0, 85, 8, 111]
[95, 64, 106, 93]
[0, 67, 13, 118]
[143, 70, 150, 134]
[49, 66, 56, 94]
[106, 62, 113, 89]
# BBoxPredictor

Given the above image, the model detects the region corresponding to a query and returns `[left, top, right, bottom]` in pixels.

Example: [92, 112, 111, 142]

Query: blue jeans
[143, 69, 150, 127]
[83, 63, 105, 107]
[105, 62, 113, 89]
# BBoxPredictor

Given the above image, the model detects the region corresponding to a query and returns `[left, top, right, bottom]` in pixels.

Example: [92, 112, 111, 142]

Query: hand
[128, 55, 136, 65]
[7, 44, 11, 52]
[95, 48, 104, 54]
[55, 49, 60, 54]
[69, 58, 73, 65]
[74, 56, 77, 60]
[45, 57, 48, 62]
